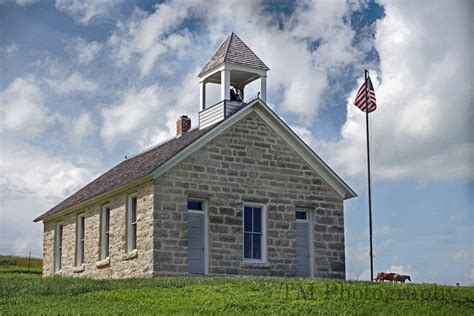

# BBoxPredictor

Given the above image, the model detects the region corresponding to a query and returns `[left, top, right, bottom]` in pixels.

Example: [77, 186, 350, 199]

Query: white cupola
[198, 32, 269, 129]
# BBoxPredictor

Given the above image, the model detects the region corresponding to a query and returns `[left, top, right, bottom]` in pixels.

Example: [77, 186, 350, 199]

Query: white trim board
[152, 98, 356, 200]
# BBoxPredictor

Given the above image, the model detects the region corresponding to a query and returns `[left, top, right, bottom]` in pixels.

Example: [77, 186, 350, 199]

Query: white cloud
[467, 268, 474, 285]
[389, 264, 416, 277]
[291, 125, 317, 147]
[0, 0, 37, 6]
[72, 112, 96, 137]
[65, 37, 102, 64]
[312, 0, 472, 181]
[0, 140, 97, 255]
[0, 43, 18, 56]
[100, 67, 201, 149]
[454, 249, 474, 285]
[448, 211, 467, 223]
[100, 84, 164, 148]
[0, 188, 44, 255]
[65, 112, 97, 145]
[194, 0, 356, 123]
[454, 249, 474, 265]
[107, 0, 367, 123]
[374, 225, 396, 237]
[346, 245, 370, 280]
[47, 72, 98, 94]
[290, 0, 362, 72]
[0, 141, 96, 199]
[108, 3, 193, 77]
[55, 0, 121, 26]
[0, 77, 53, 136]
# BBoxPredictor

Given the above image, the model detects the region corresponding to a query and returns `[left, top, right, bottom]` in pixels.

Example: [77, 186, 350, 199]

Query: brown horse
[394, 274, 411, 283]
[375, 272, 396, 282]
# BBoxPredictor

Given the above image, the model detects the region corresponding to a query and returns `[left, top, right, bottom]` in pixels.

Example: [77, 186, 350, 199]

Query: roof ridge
[126, 127, 199, 160]
[198, 32, 269, 77]
[226, 33, 269, 70]
[222, 32, 233, 63]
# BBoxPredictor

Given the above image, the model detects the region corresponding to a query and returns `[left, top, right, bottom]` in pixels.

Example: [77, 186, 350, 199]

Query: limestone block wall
[42, 181, 154, 278]
[153, 112, 346, 279]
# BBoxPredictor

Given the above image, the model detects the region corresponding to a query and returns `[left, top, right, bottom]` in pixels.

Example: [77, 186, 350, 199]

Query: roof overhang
[33, 175, 154, 223]
[152, 98, 357, 200]
[199, 63, 268, 88]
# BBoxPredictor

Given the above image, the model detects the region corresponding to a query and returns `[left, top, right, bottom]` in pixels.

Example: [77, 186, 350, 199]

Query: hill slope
[0, 255, 42, 274]
[0, 272, 473, 314]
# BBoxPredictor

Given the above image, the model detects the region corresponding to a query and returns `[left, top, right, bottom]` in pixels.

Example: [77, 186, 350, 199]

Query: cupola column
[199, 81, 206, 111]
[260, 75, 267, 103]
[221, 69, 230, 101]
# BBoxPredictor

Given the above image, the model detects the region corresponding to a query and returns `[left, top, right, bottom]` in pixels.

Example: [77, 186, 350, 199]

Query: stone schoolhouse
[34, 33, 356, 279]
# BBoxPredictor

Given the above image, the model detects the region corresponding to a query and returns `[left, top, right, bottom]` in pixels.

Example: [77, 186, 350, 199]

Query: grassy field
[0, 257, 473, 314]
[0, 255, 42, 274]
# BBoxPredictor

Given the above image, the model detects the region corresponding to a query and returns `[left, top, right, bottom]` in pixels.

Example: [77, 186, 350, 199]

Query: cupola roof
[198, 32, 269, 77]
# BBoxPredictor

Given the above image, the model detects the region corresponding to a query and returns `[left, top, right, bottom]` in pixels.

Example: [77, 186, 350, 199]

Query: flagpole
[364, 69, 374, 282]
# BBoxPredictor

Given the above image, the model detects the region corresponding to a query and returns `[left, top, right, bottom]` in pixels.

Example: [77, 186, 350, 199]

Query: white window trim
[127, 193, 138, 253]
[242, 202, 267, 263]
[100, 205, 110, 260]
[75, 214, 86, 267]
[54, 222, 63, 272]
[296, 208, 314, 278]
[187, 199, 209, 275]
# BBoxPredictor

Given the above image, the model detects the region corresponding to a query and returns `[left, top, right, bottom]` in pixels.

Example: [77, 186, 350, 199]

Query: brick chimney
[176, 115, 191, 135]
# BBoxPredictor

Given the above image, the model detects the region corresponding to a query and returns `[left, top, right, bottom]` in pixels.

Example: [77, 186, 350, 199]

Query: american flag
[354, 76, 377, 113]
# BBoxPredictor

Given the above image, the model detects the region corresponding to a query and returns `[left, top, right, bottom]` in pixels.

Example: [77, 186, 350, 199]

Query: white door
[296, 210, 311, 277]
[187, 200, 207, 274]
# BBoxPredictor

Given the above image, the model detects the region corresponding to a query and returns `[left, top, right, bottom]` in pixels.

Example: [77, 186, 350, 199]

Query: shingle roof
[198, 32, 269, 77]
[34, 127, 212, 222]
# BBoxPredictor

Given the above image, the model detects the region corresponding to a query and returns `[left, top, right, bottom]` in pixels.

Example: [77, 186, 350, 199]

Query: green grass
[0, 274, 473, 314]
[0, 257, 473, 314]
[0, 255, 42, 274]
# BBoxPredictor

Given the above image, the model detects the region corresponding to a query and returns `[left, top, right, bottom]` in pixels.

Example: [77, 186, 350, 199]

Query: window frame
[75, 214, 86, 266]
[127, 193, 138, 253]
[295, 210, 308, 222]
[100, 205, 110, 260]
[54, 222, 63, 272]
[242, 202, 267, 263]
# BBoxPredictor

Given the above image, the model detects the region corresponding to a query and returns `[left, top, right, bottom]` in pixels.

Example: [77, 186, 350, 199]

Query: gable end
[152, 99, 356, 200]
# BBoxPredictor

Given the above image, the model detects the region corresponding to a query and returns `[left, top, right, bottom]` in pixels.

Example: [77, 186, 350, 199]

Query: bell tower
[198, 32, 269, 129]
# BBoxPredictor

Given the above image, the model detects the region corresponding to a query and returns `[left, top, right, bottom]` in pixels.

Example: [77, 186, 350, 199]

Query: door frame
[187, 199, 209, 275]
[296, 209, 314, 278]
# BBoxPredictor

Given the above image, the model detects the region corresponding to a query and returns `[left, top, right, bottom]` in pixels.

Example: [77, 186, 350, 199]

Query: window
[100, 206, 110, 260]
[295, 211, 307, 221]
[54, 223, 63, 272]
[188, 200, 203, 211]
[75, 214, 85, 266]
[243, 204, 266, 261]
[127, 194, 137, 253]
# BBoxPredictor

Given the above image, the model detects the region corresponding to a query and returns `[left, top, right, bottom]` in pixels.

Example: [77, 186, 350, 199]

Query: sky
[0, 0, 472, 285]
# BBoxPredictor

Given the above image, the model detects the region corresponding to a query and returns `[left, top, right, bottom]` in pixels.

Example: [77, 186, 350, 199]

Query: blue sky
[0, 0, 472, 285]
